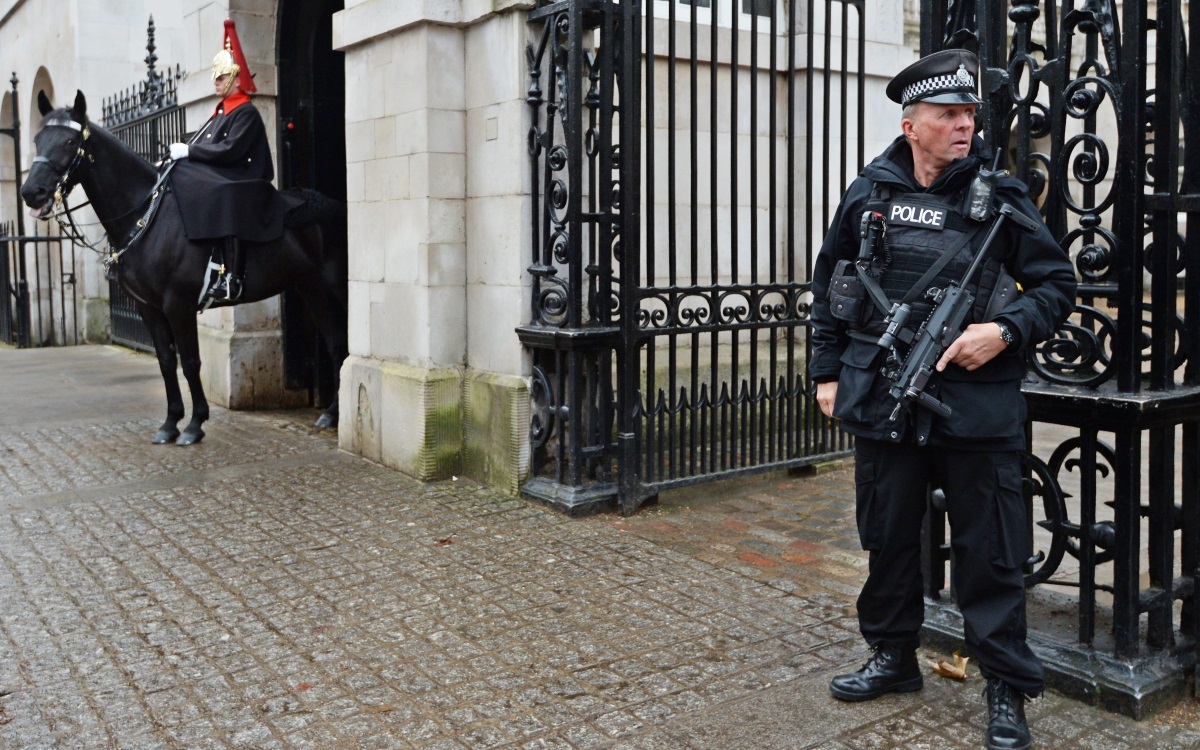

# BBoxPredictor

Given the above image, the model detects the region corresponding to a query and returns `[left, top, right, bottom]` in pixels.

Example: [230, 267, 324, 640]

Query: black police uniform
[809, 134, 1077, 696]
[168, 95, 299, 243]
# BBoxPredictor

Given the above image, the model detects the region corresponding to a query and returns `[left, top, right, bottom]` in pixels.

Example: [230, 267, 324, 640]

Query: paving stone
[2, 346, 1199, 749]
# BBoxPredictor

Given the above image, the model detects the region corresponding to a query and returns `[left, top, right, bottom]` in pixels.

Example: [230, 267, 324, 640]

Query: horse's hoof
[176, 429, 205, 446]
[314, 413, 337, 430]
[152, 428, 181, 445]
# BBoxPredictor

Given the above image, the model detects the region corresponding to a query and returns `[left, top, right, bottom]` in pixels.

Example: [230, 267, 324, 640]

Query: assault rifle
[881, 203, 1040, 422]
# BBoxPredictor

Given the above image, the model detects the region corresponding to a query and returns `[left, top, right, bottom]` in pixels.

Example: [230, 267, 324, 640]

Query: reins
[35, 117, 174, 271]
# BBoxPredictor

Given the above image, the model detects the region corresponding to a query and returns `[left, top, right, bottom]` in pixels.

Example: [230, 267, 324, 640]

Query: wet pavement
[1, 344, 1199, 749]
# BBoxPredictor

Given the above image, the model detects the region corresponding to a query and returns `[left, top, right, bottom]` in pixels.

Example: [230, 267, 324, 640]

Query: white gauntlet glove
[169, 143, 189, 160]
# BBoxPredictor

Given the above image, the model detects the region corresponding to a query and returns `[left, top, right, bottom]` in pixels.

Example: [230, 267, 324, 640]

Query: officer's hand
[169, 143, 189, 160]
[816, 381, 838, 419]
[936, 322, 1008, 372]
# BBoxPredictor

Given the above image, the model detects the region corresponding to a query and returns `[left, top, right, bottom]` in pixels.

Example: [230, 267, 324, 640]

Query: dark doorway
[277, 0, 346, 407]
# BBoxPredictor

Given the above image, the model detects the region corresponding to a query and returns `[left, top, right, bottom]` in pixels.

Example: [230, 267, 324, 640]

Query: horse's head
[22, 90, 92, 218]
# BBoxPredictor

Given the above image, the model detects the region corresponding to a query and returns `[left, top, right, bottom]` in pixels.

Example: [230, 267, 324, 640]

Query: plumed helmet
[211, 18, 256, 94]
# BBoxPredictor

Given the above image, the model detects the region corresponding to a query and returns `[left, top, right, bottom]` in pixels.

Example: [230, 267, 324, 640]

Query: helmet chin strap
[218, 72, 238, 99]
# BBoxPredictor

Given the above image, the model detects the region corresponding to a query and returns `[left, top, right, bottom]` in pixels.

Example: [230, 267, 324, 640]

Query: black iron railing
[919, 0, 1200, 718]
[102, 16, 185, 352]
[520, 1, 861, 515]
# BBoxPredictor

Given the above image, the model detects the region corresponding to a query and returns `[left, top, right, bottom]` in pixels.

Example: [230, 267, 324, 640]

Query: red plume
[223, 19, 256, 94]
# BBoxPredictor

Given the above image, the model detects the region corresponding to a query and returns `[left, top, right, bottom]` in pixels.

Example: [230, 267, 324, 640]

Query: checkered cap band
[902, 67, 976, 105]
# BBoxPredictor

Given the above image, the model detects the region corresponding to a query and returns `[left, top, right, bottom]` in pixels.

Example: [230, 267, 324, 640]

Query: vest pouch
[828, 259, 867, 325]
[976, 259, 1019, 322]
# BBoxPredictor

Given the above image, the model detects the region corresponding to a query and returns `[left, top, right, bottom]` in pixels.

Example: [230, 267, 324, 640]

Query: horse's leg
[296, 281, 348, 429]
[136, 302, 185, 444]
[169, 307, 209, 446]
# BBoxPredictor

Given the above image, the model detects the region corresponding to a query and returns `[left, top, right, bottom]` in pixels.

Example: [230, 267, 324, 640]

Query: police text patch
[888, 202, 947, 231]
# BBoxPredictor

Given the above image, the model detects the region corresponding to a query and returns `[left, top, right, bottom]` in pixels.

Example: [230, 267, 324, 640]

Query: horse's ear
[37, 90, 53, 117]
[71, 90, 87, 122]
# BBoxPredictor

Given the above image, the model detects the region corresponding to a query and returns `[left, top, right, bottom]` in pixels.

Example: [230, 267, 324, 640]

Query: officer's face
[902, 102, 976, 176]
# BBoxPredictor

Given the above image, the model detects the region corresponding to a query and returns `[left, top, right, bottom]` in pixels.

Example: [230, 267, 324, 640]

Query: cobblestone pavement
[1, 345, 1198, 749]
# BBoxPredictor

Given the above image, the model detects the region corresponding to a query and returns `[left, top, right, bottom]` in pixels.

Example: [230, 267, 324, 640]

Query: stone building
[0, 0, 916, 496]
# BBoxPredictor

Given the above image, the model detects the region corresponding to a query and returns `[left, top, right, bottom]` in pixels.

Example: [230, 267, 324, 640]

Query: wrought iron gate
[520, 1, 862, 514]
[1, 76, 84, 348]
[101, 17, 185, 352]
[916, 0, 1200, 717]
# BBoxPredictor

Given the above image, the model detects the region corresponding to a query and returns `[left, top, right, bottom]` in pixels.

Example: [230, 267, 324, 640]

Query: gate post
[0, 73, 30, 348]
[518, 0, 635, 513]
[919, 0, 1200, 718]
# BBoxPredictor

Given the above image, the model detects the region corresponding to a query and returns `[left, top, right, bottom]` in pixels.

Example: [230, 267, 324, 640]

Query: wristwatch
[996, 321, 1016, 348]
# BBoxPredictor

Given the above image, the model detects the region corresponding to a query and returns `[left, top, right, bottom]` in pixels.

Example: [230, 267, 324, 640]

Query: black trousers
[852, 437, 1045, 697]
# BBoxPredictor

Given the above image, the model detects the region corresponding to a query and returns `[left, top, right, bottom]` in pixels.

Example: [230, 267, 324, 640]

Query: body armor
[831, 174, 1017, 346]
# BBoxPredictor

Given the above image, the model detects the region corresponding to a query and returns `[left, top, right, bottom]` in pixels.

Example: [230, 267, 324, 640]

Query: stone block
[465, 194, 530, 286]
[410, 152, 466, 200]
[467, 283, 526, 375]
[426, 284, 468, 367]
[466, 101, 527, 198]
[418, 243, 467, 288]
[197, 328, 307, 410]
[377, 362, 463, 480]
[339, 354, 383, 462]
[427, 109, 466, 154]
[425, 28, 466, 111]
[374, 116, 396, 159]
[464, 12, 526, 110]
[462, 369, 529, 495]
[346, 161, 366, 203]
[345, 119, 375, 163]
[428, 198, 467, 244]
[347, 280, 373, 356]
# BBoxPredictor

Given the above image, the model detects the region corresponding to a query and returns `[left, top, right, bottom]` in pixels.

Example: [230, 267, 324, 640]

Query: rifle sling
[855, 221, 985, 318]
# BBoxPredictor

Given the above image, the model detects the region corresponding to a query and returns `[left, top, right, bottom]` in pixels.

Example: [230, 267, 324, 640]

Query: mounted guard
[167, 18, 300, 307]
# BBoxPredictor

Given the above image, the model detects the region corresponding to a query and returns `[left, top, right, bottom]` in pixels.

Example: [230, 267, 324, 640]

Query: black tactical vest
[859, 184, 999, 335]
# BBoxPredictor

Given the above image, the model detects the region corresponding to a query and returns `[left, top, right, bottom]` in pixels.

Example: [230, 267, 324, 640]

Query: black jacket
[809, 135, 1077, 448]
[168, 97, 299, 242]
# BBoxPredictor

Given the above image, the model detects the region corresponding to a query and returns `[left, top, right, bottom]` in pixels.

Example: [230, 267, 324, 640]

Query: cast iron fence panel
[521, 1, 860, 514]
[1, 75, 83, 349]
[0, 220, 15, 345]
[920, 0, 1200, 717]
[0, 224, 82, 347]
[101, 16, 184, 352]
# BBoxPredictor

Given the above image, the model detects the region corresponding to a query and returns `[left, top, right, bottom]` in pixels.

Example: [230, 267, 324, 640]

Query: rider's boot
[209, 237, 244, 302]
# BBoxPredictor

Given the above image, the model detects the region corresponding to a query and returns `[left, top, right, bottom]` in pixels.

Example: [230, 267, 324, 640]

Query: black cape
[168, 97, 300, 242]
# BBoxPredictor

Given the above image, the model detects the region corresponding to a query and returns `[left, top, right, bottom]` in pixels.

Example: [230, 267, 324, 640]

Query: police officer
[808, 49, 1076, 750]
[167, 19, 297, 305]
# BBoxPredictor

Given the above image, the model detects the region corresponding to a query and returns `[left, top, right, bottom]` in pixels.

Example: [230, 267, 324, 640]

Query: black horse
[22, 91, 348, 445]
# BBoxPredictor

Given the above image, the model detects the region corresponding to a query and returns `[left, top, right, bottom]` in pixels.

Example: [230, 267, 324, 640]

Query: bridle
[33, 116, 173, 270]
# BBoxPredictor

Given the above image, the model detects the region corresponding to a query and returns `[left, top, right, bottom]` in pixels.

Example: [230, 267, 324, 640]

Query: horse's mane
[40, 106, 160, 181]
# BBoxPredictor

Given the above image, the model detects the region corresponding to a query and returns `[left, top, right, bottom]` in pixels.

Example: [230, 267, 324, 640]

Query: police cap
[886, 49, 982, 107]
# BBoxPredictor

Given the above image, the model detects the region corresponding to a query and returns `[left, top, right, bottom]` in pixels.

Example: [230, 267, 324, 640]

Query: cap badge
[956, 64, 971, 85]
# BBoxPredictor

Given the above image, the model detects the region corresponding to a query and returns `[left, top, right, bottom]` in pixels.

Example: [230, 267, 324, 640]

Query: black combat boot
[829, 645, 923, 701]
[984, 678, 1031, 750]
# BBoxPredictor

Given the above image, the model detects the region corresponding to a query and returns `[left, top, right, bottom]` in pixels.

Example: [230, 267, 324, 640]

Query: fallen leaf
[929, 651, 970, 681]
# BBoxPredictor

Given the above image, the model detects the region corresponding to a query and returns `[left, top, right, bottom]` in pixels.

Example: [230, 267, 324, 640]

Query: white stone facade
[0, 0, 915, 495]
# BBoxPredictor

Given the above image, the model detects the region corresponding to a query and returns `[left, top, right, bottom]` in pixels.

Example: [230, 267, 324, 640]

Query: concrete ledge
[339, 355, 463, 480]
[463, 370, 529, 495]
[197, 327, 307, 410]
[923, 598, 1195, 720]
